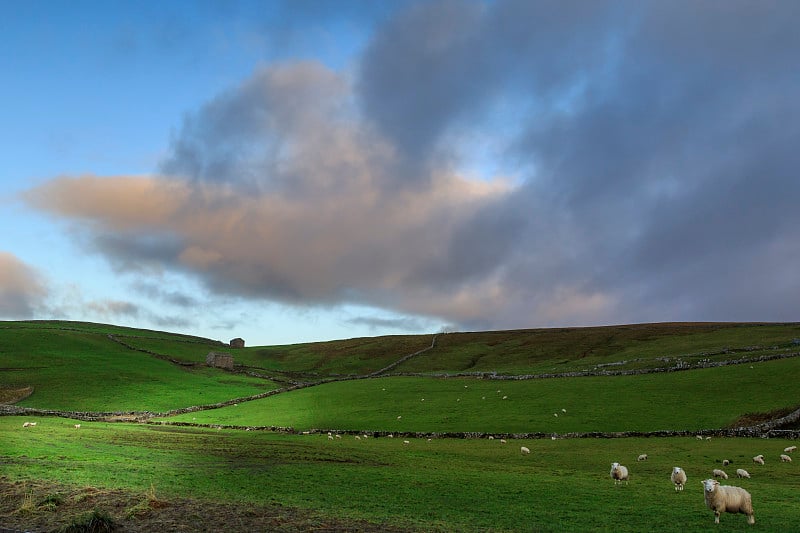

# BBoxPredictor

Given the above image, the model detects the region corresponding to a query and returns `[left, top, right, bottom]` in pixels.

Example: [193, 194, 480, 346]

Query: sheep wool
[610, 462, 629, 485]
[780, 454, 792, 463]
[785, 445, 797, 453]
[671, 467, 687, 491]
[702, 479, 755, 525]
[753, 455, 765, 465]
[712, 469, 728, 480]
[736, 469, 750, 479]
[637, 454, 648, 461]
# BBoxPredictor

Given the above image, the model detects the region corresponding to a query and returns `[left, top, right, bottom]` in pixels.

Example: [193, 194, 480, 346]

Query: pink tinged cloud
[0, 252, 48, 318]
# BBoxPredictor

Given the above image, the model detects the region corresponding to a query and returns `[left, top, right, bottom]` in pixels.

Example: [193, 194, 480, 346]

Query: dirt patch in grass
[0, 386, 33, 404]
[727, 405, 800, 428]
[0, 477, 419, 532]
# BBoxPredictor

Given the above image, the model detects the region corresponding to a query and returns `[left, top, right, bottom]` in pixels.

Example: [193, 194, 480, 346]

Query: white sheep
[22, 422, 34, 428]
[403, 440, 410, 445]
[780, 454, 792, 463]
[784, 445, 797, 453]
[637, 454, 648, 461]
[74, 424, 81, 429]
[610, 462, 629, 485]
[722, 459, 730, 466]
[736, 469, 750, 479]
[696, 435, 703, 440]
[520, 446, 530, 455]
[500, 439, 507, 444]
[671, 467, 687, 491]
[712, 469, 728, 480]
[752, 454, 765, 465]
[701, 478, 755, 525]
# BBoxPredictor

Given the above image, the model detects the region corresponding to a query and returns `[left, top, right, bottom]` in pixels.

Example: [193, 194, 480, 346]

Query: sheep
[637, 454, 648, 462]
[488, 436, 494, 440]
[696, 435, 704, 440]
[328, 434, 334, 440]
[784, 445, 797, 453]
[355, 435, 361, 440]
[701, 478, 755, 525]
[712, 469, 728, 480]
[780, 454, 792, 463]
[610, 462, 629, 485]
[403, 440, 410, 445]
[22, 422, 34, 428]
[736, 469, 751, 479]
[671, 467, 687, 491]
[74, 424, 81, 429]
[752, 454, 765, 465]
[722, 459, 730, 466]
[500, 439, 507, 444]
[520, 446, 530, 455]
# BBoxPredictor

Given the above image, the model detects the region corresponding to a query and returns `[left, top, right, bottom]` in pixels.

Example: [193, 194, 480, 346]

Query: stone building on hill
[229, 337, 245, 348]
[206, 351, 234, 369]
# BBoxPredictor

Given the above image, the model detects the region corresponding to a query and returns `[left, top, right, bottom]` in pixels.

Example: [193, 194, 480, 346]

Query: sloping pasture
[166, 356, 800, 433]
[0, 325, 276, 412]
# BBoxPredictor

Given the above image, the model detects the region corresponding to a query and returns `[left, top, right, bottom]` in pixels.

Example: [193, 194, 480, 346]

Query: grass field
[1, 320, 799, 531]
[2, 417, 799, 531]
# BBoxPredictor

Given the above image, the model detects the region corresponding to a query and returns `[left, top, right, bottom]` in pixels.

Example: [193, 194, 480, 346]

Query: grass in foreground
[2, 417, 799, 532]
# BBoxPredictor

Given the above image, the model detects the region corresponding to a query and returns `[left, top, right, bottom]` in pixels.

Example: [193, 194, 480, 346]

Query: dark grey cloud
[27, 0, 800, 331]
[345, 315, 431, 333]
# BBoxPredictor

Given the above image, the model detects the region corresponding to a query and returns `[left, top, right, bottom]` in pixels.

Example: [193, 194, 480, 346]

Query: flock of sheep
[611, 444, 797, 525]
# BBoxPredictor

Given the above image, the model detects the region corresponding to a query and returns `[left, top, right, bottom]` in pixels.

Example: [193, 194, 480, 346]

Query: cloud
[0, 252, 48, 318]
[23, 1, 800, 331]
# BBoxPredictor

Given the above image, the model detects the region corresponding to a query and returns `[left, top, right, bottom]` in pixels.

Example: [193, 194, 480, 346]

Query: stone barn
[206, 351, 234, 370]
[230, 337, 245, 348]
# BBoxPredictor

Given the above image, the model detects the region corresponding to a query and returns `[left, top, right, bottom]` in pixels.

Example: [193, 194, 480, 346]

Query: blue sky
[2, 0, 799, 346]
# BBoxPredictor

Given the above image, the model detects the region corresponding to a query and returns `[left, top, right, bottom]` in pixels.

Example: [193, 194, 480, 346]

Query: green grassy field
[2, 320, 799, 531]
[2, 417, 798, 531]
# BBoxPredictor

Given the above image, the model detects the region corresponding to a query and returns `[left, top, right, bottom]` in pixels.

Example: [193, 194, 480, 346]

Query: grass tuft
[58, 509, 117, 533]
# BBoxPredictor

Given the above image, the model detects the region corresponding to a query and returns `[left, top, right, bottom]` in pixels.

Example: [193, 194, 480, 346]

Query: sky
[2, 0, 799, 346]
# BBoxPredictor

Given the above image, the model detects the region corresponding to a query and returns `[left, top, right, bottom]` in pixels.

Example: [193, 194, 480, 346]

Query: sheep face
[673, 467, 682, 475]
[702, 479, 718, 493]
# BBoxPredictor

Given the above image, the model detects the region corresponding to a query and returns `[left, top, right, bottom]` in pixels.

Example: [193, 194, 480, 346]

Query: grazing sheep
[561, 408, 567, 413]
[722, 459, 730, 466]
[22, 422, 33, 428]
[355, 435, 361, 440]
[696, 435, 704, 440]
[671, 467, 687, 491]
[520, 446, 531, 455]
[701, 478, 755, 525]
[736, 469, 750, 479]
[403, 440, 410, 445]
[500, 439, 507, 444]
[328, 434, 334, 440]
[712, 469, 728, 480]
[335, 434, 342, 439]
[637, 454, 648, 462]
[610, 462, 629, 485]
[753, 454, 765, 465]
[488, 436, 494, 440]
[784, 445, 797, 453]
[74, 424, 81, 429]
[780, 454, 792, 463]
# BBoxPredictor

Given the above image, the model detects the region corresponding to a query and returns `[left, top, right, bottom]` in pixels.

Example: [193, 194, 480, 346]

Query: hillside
[2, 320, 800, 532]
